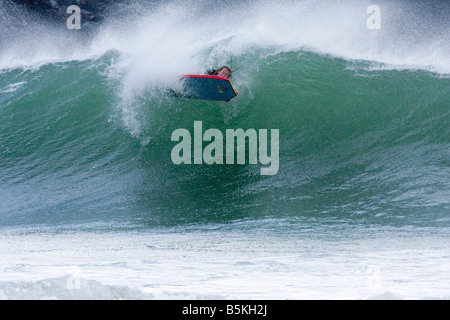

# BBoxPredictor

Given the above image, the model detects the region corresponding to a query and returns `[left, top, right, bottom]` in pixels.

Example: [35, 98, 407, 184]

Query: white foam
[2, 0, 449, 73]
[0, 276, 152, 300]
[107, 0, 450, 71]
[1, 224, 449, 300]
[0, 81, 26, 94]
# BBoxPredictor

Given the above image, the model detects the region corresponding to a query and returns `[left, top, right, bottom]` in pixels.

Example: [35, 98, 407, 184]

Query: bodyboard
[180, 75, 238, 101]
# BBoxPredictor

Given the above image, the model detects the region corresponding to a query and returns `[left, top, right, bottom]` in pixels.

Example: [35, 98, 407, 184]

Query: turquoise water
[0, 0, 449, 299]
[1, 51, 449, 227]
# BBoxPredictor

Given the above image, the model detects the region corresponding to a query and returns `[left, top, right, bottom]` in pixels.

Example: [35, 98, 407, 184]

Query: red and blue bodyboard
[180, 75, 238, 101]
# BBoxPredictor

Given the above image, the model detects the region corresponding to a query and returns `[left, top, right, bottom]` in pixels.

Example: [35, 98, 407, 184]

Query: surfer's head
[215, 66, 232, 79]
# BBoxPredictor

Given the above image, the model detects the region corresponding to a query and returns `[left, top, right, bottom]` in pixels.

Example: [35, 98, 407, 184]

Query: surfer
[206, 66, 232, 79]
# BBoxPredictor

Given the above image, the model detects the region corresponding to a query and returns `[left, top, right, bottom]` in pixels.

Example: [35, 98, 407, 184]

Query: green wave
[0, 51, 449, 227]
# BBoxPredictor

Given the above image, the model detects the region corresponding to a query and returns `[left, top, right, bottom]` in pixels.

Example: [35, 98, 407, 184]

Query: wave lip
[1, 0, 450, 74]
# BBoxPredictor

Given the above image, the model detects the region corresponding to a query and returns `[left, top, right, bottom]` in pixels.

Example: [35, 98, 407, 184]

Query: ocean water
[0, 0, 449, 299]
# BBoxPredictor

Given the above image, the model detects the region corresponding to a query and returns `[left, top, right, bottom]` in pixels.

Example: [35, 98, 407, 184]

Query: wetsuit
[205, 69, 216, 76]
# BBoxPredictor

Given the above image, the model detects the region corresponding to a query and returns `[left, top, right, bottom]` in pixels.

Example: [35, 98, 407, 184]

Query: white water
[1, 222, 449, 300]
[1, 0, 449, 74]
